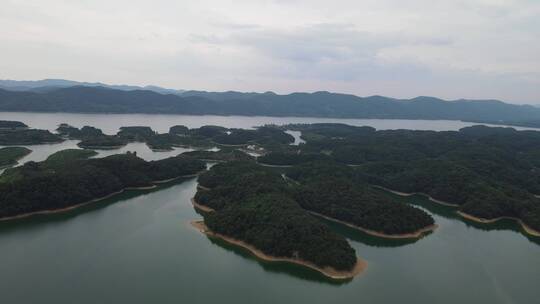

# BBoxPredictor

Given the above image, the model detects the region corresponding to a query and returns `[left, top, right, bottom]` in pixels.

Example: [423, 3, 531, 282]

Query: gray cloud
[0, 0, 538, 103]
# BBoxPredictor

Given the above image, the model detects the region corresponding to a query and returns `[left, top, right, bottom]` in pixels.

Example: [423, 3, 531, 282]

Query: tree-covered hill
[0, 147, 31, 168]
[0, 152, 205, 219]
[285, 124, 540, 233]
[195, 161, 358, 272]
[1, 86, 540, 126]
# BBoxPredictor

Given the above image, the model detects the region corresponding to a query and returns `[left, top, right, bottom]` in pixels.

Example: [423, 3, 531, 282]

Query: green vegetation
[0, 147, 31, 168]
[145, 125, 291, 151]
[56, 124, 104, 138]
[211, 127, 294, 146]
[145, 133, 213, 151]
[44, 149, 97, 167]
[284, 123, 540, 232]
[56, 124, 128, 150]
[78, 136, 127, 149]
[287, 161, 434, 235]
[258, 152, 331, 166]
[117, 126, 156, 141]
[190, 125, 228, 138]
[4, 86, 540, 129]
[182, 149, 254, 162]
[0, 152, 205, 219]
[0, 129, 63, 145]
[196, 161, 357, 271]
[169, 125, 189, 135]
[0, 120, 28, 129]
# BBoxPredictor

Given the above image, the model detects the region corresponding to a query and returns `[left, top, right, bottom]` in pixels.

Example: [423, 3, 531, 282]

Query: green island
[191, 159, 436, 279]
[0, 120, 62, 145]
[0, 150, 205, 220]
[43, 148, 98, 166]
[266, 123, 540, 236]
[193, 161, 367, 279]
[56, 123, 294, 152]
[3, 121, 540, 280]
[77, 135, 128, 149]
[182, 149, 254, 162]
[0, 147, 32, 168]
[56, 124, 129, 149]
[0, 120, 28, 130]
[287, 161, 436, 237]
[117, 126, 157, 141]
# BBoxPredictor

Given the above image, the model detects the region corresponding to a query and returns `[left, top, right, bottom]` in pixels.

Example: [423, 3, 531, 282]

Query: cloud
[0, 0, 538, 103]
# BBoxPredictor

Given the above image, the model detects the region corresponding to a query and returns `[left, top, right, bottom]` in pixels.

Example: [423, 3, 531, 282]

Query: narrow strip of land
[308, 211, 437, 239]
[457, 211, 540, 237]
[373, 185, 460, 207]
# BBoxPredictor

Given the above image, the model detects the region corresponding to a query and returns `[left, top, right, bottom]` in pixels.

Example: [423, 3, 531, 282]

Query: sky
[1, 0, 539, 103]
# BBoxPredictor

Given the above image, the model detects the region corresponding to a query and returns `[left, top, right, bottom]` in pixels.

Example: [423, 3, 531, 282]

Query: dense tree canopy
[182, 149, 254, 162]
[117, 126, 157, 141]
[0, 152, 205, 219]
[286, 123, 540, 232]
[0, 129, 62, 145]
[0, 147, 31, 167]
[78, 135, 127, 149]
[0, 120, 28, 129]
[56, 124, 104, 139]
[44, 149, 97, 167]
[196, 161, 357, 271]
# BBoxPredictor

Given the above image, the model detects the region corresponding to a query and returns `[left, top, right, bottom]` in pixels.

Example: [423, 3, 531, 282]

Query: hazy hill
[0, 79, 185, 95]
[0, 83, 540, 126]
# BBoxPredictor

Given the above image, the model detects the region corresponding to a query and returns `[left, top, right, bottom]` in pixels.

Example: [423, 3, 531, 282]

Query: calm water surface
[0, 113, 538, 304]
[2, 112, 539, 134]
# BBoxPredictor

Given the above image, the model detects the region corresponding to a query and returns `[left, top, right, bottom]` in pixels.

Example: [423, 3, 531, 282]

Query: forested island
[0, 147, 31, 168]
[256, 123, 540, 236]
[0, 150, 205, 220]
[182, 149, 254, 162]
[3, 120, 540, 237]
[193, 161, 366, 279]
[2, 119, 540, 279]
[0, 120, 28, 130]
[0, 120, 62, 145]
[55, 123, 294, 152]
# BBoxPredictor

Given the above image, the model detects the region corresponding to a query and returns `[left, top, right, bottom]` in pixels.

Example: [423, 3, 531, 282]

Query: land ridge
[1, 85, 540, 128]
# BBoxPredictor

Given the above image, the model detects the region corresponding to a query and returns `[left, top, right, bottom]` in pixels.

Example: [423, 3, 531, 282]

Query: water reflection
[0, 177, 195, 234]
[375, 188, 540, 245]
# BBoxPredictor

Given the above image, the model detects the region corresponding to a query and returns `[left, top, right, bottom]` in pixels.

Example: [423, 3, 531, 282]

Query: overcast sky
[1, 0, 539, 103]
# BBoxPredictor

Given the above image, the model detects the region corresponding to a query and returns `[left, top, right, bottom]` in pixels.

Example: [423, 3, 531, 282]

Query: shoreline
[0, 172, 202, 222]
[373, 185, 460, 207]
[191, 198, 215, 212]
[457, 211, 540, 237]
[191, 220, 367, 280]
[77, 144, 126, 150]
[192, 190, 436, 239]
[309, 211, 437, 239]
[150, 148, 174, 152]
[0, 190, 125, 222]
[375, 185, 540, 237]
[0, 148, 32, 169]
[191, 158, 226, 163]
[257, 162, 293, 168]
[196, 185, 212, 191]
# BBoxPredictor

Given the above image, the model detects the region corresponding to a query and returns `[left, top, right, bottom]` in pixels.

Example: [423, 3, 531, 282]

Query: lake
[0, 112, 538, 304]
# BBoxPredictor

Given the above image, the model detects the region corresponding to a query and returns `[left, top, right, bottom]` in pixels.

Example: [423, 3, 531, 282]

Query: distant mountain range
[0, 79, 186, 95]
[1, 79, 539, 127]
